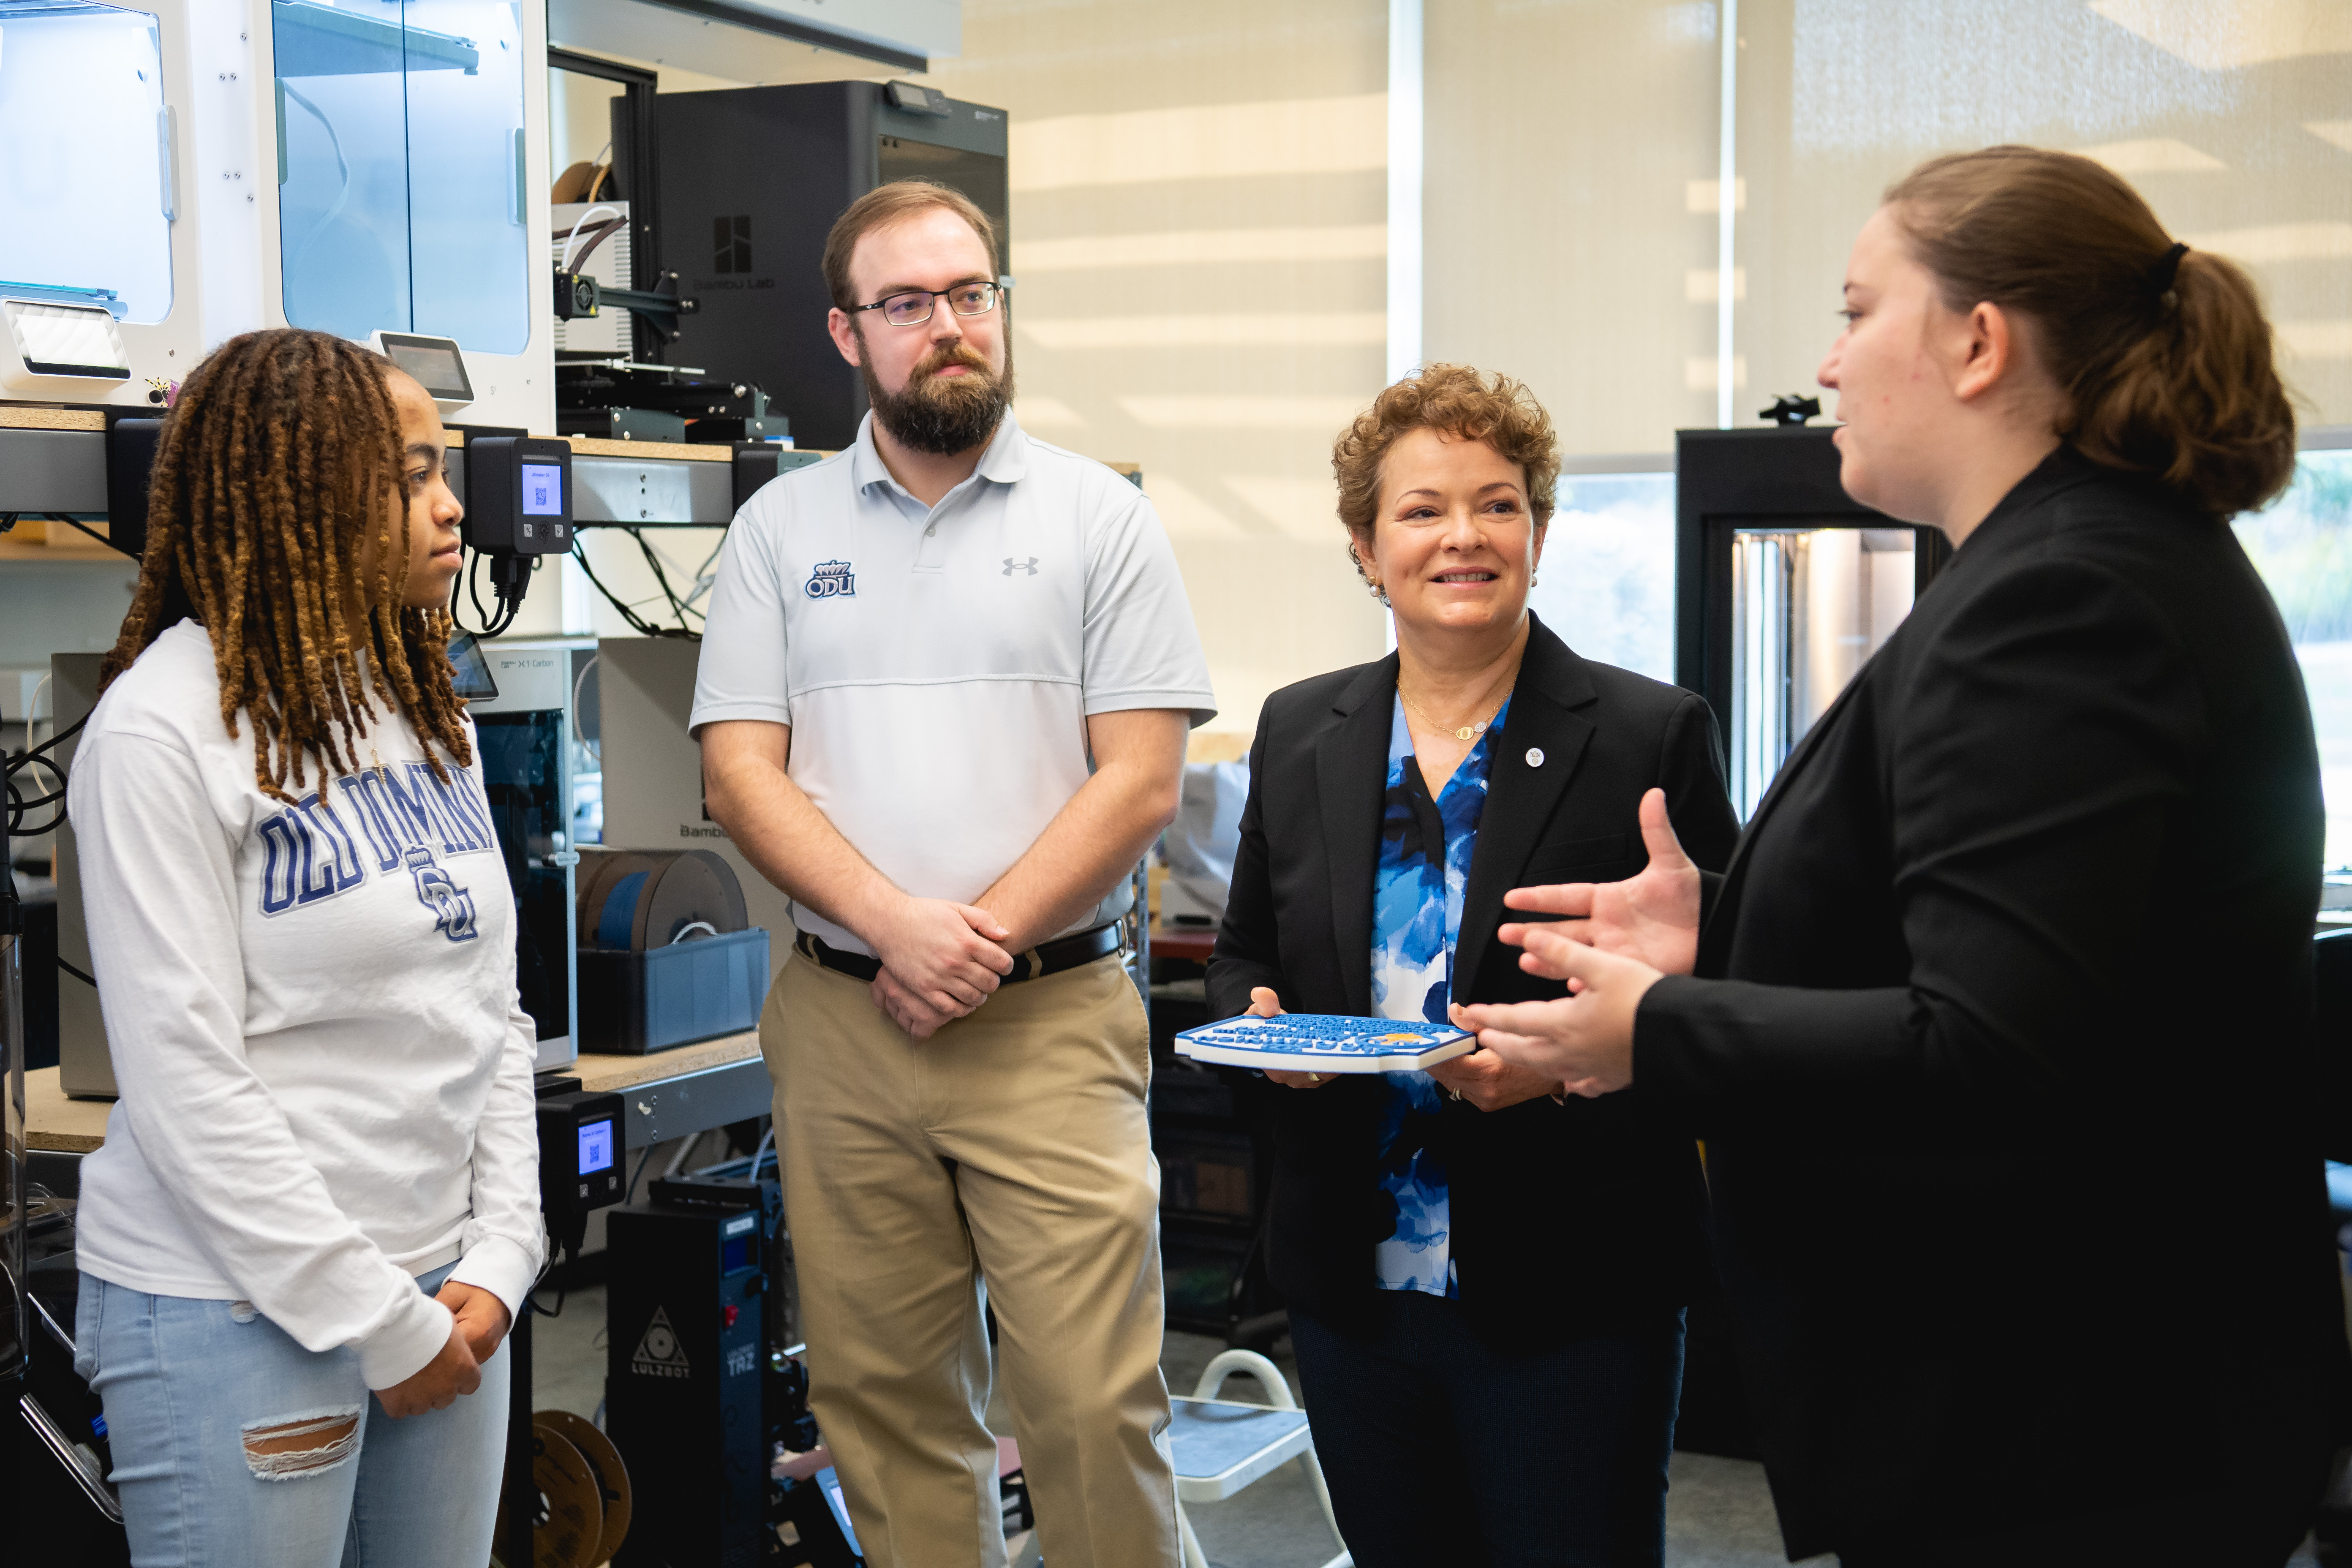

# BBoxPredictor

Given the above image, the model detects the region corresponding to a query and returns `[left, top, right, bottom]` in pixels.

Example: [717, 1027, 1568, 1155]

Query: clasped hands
[376, 1281, 511, 1419]
[1446, 787, 1700, 1099]
[867, 895, 1018, 1039]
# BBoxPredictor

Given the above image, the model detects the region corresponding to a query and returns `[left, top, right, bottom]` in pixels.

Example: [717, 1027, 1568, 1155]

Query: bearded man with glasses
[691, 180, 1214, 1568]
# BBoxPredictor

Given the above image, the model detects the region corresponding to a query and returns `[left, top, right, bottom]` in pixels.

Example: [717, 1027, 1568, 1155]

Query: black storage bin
[578, 926, 770, 1055]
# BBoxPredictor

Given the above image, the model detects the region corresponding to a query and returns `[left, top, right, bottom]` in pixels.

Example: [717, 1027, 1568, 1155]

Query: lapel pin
[1525, 747, 1545, 768]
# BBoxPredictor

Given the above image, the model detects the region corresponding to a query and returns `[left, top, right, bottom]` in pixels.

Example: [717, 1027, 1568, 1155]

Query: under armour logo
[1002, 557, 1039, 576]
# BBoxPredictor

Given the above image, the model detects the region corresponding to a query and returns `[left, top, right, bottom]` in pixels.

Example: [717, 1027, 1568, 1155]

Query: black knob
[1759, 394, 1822, 427]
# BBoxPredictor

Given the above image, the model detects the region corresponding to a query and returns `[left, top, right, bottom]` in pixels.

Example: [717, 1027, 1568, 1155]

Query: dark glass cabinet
[1675, 427, 1953, 817]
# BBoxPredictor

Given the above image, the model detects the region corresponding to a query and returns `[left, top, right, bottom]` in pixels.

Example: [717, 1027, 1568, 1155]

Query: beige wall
[1423, 0, 2352, 466]
[1736, 0, 2352, 432]
[926, 0, 1393, 738]
[1423, 0, 1722, 459]
[543, 1, 2352, 731]
[550, 2, 1395, 738]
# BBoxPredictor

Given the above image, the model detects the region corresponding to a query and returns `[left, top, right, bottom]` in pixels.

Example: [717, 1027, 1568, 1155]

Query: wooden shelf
[0, 539, 122, 563]
[0, 407, 105, 432]
[27, 1066, 111, 1152]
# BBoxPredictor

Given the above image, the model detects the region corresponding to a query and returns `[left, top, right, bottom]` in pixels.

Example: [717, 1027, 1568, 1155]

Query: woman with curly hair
[1208, 364, 1740, 1566]
[66, 327, 543, 1564]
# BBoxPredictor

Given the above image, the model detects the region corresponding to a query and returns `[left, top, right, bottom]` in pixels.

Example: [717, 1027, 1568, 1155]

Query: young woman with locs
[1457, 147, 2352, 1564]
[67, 327, 545, 1564]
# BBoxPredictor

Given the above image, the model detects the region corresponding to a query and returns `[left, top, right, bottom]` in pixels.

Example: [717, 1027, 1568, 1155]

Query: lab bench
[23, 1029, 770, 1165]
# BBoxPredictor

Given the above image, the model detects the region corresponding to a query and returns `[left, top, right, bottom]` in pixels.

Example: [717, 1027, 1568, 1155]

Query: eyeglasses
[849, 280, 1004, 328]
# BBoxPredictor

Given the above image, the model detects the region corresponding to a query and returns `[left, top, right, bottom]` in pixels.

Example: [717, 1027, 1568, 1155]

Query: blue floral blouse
[1368, 692, 1510, 1298]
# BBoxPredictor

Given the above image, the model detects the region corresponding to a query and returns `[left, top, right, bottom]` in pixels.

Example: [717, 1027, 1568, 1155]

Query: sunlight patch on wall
[1791, 0, 2237, 155]
[2089, 0, 2352, 71]
[1012, 395, 1089, 429]
[2306, 120, 2352, 154]
[1685, 355, 1748, 392]
[1685, 267, 1748, 303]
[1018, 313, 1387, 349]
[1116, 395, 1369, 430]
[2280, 319, 2352, 361]
[1225, 474, 1345, 540]
[2183, 222, 2352, 264]
[2077, 136, 2228, 174]
[1010, 93, 1388, 191]
[1140, 474, 1255, 541]
[1017, 225, 1388, 272]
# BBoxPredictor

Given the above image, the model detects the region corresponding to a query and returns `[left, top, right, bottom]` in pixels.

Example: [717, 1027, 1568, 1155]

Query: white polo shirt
[689, 411, 1216, 956]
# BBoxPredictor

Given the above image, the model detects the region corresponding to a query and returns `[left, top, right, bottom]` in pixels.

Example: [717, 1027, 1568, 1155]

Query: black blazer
[1636, 448, 2352, 1557]
[1208, 614, 1740, 1336]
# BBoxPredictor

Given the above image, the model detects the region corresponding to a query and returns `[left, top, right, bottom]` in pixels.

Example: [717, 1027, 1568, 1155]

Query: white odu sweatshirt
[69, 620, 546, 1388]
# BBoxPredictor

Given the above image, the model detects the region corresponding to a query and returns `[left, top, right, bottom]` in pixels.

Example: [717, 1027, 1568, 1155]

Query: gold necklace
[1399, 679, 1513, 742]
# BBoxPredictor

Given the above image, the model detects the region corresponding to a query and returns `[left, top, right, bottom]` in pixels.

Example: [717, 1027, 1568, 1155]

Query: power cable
[569, 537, 700, 641]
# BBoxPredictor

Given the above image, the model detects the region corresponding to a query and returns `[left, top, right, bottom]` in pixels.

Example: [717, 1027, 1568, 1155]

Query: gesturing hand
[1500, 789, 1701, 979]
[377, 1315, 481, 1419]
[1449, 934, 1663, 1097]
[865, 896, 1015, 1037]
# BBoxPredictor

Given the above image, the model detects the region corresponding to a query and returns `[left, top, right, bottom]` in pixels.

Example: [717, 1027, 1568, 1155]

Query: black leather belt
[794, 922, 1122, 985]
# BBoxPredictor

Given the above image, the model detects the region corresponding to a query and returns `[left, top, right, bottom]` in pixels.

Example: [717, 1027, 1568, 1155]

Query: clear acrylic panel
[0, 0, 172, 324]
[401, 0, 526, 351]
[273, 0, 528, 352]
[1729, 525, 1915, 819]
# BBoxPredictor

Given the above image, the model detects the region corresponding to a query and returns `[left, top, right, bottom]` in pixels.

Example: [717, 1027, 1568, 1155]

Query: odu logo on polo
[805, 560, 855, 598]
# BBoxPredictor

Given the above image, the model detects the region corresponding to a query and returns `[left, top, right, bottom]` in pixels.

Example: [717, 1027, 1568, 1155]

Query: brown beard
[858, 333, 1015, 455]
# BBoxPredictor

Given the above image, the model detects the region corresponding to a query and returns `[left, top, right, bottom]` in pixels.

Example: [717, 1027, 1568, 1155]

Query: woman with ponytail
[67, 327, 544, 1564]
[1454, 147, 2351, 1563]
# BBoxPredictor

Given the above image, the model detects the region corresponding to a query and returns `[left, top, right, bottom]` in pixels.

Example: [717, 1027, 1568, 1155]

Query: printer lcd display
[377, 333, 473, 402]
[579, 1117, 616, 1175]
[521, 463, 563, 516]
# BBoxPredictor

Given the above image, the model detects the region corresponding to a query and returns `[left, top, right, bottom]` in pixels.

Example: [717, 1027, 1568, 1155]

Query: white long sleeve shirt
[69, 620, 546, 1388]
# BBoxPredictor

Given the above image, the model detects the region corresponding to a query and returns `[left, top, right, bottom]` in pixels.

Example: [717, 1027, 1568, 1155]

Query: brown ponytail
[1885, 146, 2296, 519]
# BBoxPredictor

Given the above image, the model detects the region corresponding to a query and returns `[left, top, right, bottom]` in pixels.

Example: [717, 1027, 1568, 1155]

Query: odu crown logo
[404, 845, 479, 943]
[804, 560, 855, 599]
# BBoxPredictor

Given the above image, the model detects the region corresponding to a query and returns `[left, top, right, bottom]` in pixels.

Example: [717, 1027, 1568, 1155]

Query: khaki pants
[762, 950, 1180, 1568]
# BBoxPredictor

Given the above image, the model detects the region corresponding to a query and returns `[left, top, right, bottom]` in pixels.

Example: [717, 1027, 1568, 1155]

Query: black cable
[5, 710, 90, 834]
[627, 527, 705, 630]
[452, 547, 524, 639]
[625, 1143, 656, 1203]
[58, 957, 95, 987]
[570, 538, 700, 640]
[461, 548, 500, 634]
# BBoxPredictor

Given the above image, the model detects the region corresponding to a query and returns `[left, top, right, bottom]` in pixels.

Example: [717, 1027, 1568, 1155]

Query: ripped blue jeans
[74, 1262, 510, 1568]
